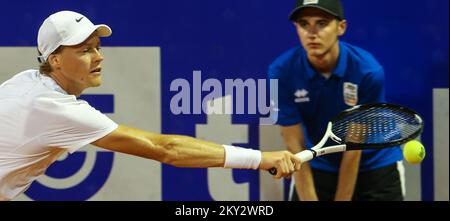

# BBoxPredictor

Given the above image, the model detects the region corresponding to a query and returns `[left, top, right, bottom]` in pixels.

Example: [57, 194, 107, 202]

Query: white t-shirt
[0, 69, 118, 200]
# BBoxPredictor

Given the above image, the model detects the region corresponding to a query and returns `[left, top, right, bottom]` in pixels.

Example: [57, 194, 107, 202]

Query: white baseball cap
[37, 10, 112, 63]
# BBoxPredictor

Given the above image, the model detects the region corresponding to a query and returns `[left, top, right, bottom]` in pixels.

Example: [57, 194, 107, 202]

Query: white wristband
[223, 145, 262, 170]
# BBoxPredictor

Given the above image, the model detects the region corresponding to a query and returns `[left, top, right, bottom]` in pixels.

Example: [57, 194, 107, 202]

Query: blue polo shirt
[268, 41, 402, 172]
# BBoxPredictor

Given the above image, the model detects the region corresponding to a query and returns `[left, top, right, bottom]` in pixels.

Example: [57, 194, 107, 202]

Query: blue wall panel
[1, 0, 448, 201]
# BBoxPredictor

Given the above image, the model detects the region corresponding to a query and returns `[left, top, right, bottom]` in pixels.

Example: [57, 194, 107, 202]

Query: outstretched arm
[92, 125, 301, 179]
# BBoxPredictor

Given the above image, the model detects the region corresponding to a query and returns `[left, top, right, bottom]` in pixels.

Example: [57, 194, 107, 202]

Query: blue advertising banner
[1, 0, 448, 201]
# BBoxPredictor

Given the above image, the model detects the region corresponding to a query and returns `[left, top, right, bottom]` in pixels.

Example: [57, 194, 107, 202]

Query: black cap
[289, 0, 344, 21]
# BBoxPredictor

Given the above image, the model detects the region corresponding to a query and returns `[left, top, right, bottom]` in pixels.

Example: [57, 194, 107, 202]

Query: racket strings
[332, 106, 422, 144]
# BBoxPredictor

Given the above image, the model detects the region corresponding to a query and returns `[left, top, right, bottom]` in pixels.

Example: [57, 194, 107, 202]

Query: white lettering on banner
[258, 125, 285, 200]
[196, 95, 250, 201]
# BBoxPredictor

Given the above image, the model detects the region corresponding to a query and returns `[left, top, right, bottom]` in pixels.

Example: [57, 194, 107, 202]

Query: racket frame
[269, 103, 424, 175]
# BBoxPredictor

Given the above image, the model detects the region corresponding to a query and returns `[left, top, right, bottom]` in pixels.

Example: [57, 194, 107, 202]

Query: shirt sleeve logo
[343, 82, 358, 106]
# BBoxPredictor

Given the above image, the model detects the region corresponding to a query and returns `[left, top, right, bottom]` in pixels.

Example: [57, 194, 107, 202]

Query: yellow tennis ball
[403, 140, 426, 164]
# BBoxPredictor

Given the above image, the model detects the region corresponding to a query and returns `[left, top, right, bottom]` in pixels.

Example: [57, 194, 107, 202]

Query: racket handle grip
[296, 150, 314, 163]
[268, 150, 315, 176]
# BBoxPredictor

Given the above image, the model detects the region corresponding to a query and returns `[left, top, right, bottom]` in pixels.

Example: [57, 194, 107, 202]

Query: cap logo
[303, 0, 319, 5]
[75, 16, 84, 23]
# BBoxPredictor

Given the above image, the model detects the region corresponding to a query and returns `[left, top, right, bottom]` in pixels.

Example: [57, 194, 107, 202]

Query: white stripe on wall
[433, 88, 449, 201]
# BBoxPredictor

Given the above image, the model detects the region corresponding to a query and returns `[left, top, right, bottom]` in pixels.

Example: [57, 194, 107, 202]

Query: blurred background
[0, 0, 448, 201]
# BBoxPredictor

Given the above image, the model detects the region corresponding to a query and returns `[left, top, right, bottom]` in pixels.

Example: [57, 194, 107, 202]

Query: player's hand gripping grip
[268, 150, 314, 175]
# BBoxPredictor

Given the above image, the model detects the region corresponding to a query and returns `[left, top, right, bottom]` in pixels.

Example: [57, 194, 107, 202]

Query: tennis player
[0, 11, 301, 201]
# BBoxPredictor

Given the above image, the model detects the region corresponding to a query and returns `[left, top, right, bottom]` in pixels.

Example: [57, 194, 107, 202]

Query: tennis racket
[269, 103, 424, 175]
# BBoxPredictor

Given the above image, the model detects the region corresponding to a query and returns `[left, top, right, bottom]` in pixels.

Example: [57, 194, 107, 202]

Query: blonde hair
[38, 47, 62, 75]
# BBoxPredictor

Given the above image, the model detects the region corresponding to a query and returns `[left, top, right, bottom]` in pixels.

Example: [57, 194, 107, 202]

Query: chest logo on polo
[294, 89, 310, 103]
[343, 82, 358, 106]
